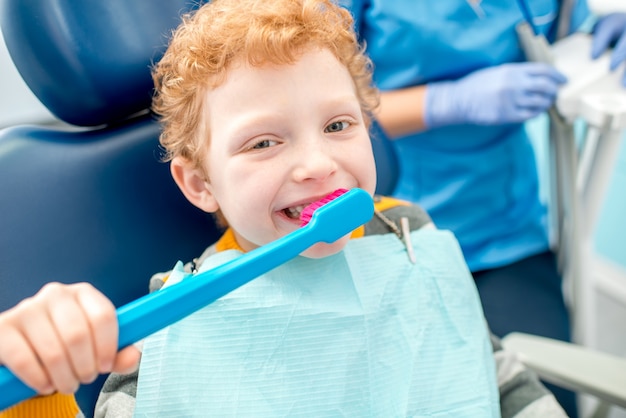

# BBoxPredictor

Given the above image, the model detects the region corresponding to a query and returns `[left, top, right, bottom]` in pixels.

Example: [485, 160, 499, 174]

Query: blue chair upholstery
[0, 1, 205, 127]
[0, 0, 399, 414]
[370, 120, 399, 196]
[0, 1, 219, 415]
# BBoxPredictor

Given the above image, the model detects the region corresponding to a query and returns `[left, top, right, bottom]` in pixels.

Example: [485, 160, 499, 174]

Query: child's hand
[0, 282, 141, 395]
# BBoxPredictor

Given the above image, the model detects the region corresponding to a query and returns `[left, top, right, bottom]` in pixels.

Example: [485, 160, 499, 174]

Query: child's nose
[292, 142, 338, 183]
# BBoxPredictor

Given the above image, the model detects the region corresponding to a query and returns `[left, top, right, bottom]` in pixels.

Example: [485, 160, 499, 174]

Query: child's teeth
[285, 205, 306, 219]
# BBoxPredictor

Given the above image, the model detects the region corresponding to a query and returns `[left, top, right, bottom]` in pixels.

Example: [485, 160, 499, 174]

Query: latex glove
[424, 62, 567, 128]
[591, 13, 626, 86]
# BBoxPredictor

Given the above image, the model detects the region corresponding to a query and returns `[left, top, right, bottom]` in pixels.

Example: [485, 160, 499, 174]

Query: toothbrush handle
[0, 376, 34, 412]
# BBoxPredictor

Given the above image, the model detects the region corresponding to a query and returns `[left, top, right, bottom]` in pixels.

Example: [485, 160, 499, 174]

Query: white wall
[0, 28, 56, 128]
[588, 0, 626, 14]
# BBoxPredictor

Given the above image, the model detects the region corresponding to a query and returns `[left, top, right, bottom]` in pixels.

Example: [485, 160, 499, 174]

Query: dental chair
[0, 1, 400, 415]
[0, 0, 221, 414]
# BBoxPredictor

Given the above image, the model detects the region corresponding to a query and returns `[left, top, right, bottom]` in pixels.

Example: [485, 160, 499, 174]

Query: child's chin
[300, 235, 350, 259]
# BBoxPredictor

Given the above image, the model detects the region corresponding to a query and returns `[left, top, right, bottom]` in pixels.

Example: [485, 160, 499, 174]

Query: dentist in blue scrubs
[340, 1, 626, 416]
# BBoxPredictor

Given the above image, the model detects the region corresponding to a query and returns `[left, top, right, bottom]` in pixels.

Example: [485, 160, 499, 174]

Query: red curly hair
[152, 0, 378, 169]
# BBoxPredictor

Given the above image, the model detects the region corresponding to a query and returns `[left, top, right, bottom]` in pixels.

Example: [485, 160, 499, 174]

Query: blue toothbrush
[0, 188, 374, 411]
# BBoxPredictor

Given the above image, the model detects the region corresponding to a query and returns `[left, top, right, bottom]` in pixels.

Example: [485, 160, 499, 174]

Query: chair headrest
[0, 1, 203, 127]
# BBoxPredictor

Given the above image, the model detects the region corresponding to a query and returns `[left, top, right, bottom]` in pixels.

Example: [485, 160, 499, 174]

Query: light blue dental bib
[134, 229, 500, 417]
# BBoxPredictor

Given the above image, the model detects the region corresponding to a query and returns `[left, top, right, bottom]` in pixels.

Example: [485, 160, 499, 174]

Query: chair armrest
[501, 332, 626, 408]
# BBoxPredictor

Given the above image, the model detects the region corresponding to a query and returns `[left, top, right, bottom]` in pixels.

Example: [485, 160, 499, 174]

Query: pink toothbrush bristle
[299, 188, 349, 226]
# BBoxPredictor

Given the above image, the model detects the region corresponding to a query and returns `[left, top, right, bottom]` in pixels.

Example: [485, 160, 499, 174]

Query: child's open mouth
[283, 204, 309, 220]
[282, 189, 349, 225]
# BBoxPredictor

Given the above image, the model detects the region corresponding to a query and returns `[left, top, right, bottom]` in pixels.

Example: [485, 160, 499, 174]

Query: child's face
[175, 48, 376, 258]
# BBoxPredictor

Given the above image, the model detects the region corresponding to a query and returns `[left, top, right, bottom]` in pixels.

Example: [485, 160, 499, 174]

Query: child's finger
[112, 345, 142, 375]
[73, 284, 141, 377]
[24, 284, 84, 394]
[47, 284, 100, 386]
[72, 283, 119, 374]
[5, 291, 76, 394]
[0, 325, 54, 394]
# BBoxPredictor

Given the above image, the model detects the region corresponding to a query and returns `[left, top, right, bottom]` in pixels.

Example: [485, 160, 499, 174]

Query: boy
[0, 0, 567, 416]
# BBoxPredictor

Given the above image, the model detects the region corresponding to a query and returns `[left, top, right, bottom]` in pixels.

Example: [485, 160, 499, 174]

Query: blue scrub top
[342, 0, 589, 271]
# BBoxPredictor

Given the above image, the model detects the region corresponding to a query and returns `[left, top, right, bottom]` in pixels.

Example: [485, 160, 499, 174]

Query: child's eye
[251, 139, 277, 149]
[324, 120, 350, 133]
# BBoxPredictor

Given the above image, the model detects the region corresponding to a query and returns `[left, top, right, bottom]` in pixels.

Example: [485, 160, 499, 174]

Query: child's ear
[170, 157, 219, 213]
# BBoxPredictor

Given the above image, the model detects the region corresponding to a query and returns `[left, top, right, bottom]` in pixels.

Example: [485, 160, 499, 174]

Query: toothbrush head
[300, 189, 348, 227]
[299, 188, 374, 243]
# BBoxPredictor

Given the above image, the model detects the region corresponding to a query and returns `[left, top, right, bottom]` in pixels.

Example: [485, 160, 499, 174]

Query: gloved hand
[424, 62, 567, 128]
[591, 13, 626, 86]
